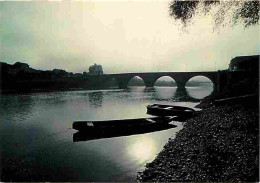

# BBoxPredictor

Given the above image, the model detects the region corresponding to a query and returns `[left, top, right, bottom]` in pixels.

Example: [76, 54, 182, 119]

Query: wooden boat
[147, 104, 196, 117]
[73, 116, 175, 132]
[73, 122, 177, 142]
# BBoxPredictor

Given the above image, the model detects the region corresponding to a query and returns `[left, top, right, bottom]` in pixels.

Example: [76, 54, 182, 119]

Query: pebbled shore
[137, 101, 259, 182]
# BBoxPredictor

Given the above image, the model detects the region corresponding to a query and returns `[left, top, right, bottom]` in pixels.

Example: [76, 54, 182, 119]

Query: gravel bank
[137, 102, 259, 182]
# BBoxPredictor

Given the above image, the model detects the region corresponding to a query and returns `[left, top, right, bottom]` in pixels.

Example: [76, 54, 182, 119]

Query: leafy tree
[52, 69, 68, 78]
[89, 63, 103, 75]
[169, 0, 259, 28]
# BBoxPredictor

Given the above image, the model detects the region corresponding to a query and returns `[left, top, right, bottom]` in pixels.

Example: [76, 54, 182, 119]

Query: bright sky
[1, 1, 259, 74]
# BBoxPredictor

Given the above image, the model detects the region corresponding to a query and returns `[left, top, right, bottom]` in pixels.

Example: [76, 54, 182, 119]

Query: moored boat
[73, 116, 175, 132]
[73, 122, 177, 142]
[147, 104, 196, 117]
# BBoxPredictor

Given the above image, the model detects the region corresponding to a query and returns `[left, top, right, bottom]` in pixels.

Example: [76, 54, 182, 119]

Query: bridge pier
[117, 82, 128, 89]
[176, 82, 186, 90]
[114, 77, 130, 89]
[141, 75, 158, 88]
[175, 79, 188, 90]
[144, 81, 155, 88]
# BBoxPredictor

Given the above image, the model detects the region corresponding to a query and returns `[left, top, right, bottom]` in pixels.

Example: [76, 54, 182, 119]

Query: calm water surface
[0, 85, 212, 181]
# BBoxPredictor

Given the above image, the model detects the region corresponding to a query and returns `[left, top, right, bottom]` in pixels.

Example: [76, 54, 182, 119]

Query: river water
[0, 85, 213, 181]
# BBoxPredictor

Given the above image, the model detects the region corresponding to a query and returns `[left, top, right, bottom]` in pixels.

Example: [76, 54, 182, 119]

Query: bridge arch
[185, 75, 214, 87]
[154, 76, 177, 87]
[108, 71, 219, 90]
[127, 76, 146, 87]
[167, 73, 217, 91]
[185, 76, 214, 99]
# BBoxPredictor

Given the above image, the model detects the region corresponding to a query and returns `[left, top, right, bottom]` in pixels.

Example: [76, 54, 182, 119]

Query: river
[0, 85, 213, 181]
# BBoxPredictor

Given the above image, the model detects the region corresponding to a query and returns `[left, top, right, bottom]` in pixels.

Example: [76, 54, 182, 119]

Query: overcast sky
[1, 0, 259, 74]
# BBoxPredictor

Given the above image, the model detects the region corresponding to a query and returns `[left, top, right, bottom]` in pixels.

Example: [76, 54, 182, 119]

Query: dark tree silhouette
[89, 63, 103, 75]
[169, 0, 259, 28]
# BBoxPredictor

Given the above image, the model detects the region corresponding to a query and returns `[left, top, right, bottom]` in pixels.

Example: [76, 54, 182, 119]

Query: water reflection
[185, 83, 214, 99]
[154, 87, 177, 99]
[127, 86, 146, 91]
[154, 86, 213, 101]
[125, 85, 212, 102]
[173, 87, 198, 102]
[145, 87, 200, 102]
[0, 94, 34, 122]
[128, 136, 156, 163]
[126, 86, 146, 101]
[89, 91, 103, 107]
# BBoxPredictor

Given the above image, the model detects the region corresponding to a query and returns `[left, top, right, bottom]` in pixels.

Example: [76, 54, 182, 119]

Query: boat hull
[146, 104, 195, 117]
[73, 117, 174, 132]
[73, 122, 177, 142]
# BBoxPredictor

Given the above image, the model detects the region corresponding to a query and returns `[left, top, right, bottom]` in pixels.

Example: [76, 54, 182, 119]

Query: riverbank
[137, 99, 259, 182]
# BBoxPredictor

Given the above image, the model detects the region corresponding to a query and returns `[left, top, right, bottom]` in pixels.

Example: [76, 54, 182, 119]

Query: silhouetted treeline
[0, 62, 86, 80]
[0, 62, 104, 92]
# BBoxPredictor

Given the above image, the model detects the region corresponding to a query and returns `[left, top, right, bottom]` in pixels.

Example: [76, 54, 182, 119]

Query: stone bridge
[103, 71, 219, 90]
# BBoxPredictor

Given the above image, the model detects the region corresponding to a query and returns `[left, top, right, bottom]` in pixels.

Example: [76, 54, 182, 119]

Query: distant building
[229, 55, 259, 72]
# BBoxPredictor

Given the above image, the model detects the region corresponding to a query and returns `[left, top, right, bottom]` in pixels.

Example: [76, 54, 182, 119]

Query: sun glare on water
[128, 136, 157, 163]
